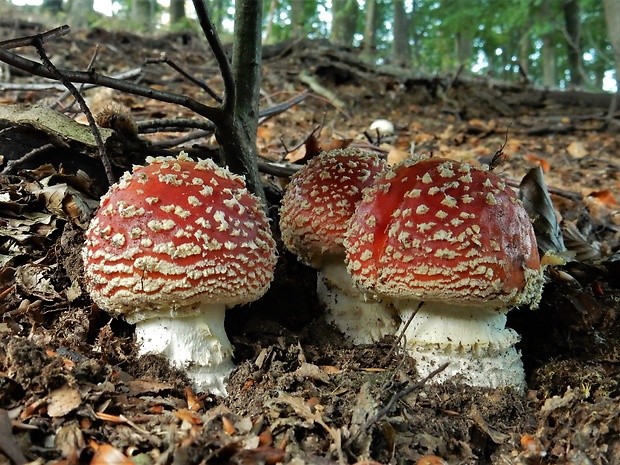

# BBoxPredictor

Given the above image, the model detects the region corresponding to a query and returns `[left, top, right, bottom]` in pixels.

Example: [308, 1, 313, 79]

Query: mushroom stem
[396, 301, 525, 391]
[134, 304, 234, 396]
[318, 260, 400, 345]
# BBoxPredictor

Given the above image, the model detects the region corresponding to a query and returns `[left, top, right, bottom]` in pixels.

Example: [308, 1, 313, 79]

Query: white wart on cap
[345, 156, 545, 389]
[279, 148, 398, 344]
[83, 152, 277, 395]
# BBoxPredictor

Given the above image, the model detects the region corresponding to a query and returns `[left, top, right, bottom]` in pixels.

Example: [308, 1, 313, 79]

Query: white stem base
[318, 262, 400, 345]
[397, 301, 525, 392]
[135, 305, 234, 396]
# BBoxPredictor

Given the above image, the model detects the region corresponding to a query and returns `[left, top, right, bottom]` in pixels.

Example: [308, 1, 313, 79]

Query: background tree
[392, 0, 411, 67]
[331, 0, 358, 46]
[170, 0, 187, 27]
[362, 0, 378, 59]
[603, 0, 620, 91]
[41, 0, 63, 14]
[132, 0, 156, 31]
[68, 0, 94, 28]
[563, 0, 584, 86]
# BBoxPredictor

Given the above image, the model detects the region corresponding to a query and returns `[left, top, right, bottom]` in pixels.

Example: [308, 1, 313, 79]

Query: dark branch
[0, 46, 223, 123]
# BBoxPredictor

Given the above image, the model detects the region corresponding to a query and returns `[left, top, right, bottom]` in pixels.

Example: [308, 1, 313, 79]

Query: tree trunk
[290, 0, 305, 38]
[563, 0, 583, 86]
[215, 0, 266, 203]
[69, 0, 94, 28]
[603, 0, 620, 90]
[392, 0, 410, 67]
[362, 0, 377, 58]
[170, 0, 186, 26]
[519, 25, 531, 78]
[41, 0, 63, 14]
[132, 0, 155, 32]
[209, 0, 225, 32]
[455, 30, 472, 70]
[540, 0, 556, 87]
[264, 0, 278, 43]
[331, 0, 358, 46]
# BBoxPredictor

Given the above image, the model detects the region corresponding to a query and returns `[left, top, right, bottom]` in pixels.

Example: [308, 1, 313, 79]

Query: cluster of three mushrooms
[280, 149, 545, 390]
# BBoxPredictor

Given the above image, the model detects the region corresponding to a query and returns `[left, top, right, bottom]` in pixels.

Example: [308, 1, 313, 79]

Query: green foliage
[9, 0, 616, 90]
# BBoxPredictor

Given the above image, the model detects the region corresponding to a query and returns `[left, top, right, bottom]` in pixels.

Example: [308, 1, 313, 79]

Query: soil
[1, 16, 619, 465]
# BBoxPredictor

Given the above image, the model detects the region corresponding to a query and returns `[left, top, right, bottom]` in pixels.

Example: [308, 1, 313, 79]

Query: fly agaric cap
[280, 148, 387, 267]
[346, 156, 543, 309]
[345, 156, 545, 389]
[82, 153, 277, 395]
[280, 148, 397, 345]
[83, 153, 276, 321]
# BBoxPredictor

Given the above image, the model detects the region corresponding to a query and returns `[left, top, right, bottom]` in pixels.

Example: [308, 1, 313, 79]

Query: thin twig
[136, 118, 215, 132]
[1, 143, 56, 175]
[33, 37, 115, 186]
[384, 301, 425, 363]
[345, 362, 450, 449]
[0, 24, 70, 50]
[192, 0, 234, 112]
[0, 43, 223, 123]
[145, 55, 223, 103]
[150, 130, 212, 148]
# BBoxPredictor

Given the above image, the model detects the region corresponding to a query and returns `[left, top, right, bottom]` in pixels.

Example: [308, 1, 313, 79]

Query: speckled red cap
[345, 156, 544, 308]
[83, 153, 277, 322]
[279, 148, 386, 267]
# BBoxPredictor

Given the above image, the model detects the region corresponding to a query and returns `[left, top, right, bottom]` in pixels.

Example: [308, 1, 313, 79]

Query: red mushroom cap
[83, 153, 277, 322]
[345, 157, 543, 308]
[280, 148, 386, 267]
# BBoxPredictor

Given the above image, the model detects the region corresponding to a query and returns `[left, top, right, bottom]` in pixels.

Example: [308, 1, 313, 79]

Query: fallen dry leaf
[566, 140, 588, 158]
[47, 384, 82, 418]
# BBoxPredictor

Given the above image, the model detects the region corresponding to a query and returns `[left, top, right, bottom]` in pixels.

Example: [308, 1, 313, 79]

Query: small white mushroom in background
[82, 153, 277, 396]
[369, 119, 395, 137]
[345, 156, 545, 391]
[279, 148, 398, 344]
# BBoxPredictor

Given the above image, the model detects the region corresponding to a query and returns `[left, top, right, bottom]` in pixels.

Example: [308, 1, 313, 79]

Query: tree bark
[331, 0, 358, 46]
[215, 0, 266, 203]
[41, 0, 63, 14]
[290, 0, 305, 38]
[603, 0, 620, 90]
[455, 30, 472, 70]
[69, 0, 94, 28]
[563, 0, 583, 86]
[392, 0, 410, 67]
[132, 0, 155, 31]
[264, 0, 278, 42]
[362, 0, 377, 58]
[540, 0, 556, 87]
[170, 0, 186, 26]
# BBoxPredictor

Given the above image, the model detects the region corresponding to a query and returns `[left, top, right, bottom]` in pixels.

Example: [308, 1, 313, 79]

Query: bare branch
[33, 36, 115, 186]
[0, 24, 70, 50]
[192, 0, 235, 112]
[0, 47, 223, 123]
[145, 55, 223, 104]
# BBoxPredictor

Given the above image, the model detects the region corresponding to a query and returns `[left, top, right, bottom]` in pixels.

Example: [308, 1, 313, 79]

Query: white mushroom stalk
[134, 305, 233, 396]
[397, 301, 524, 389]
[83, 153, 277, 395]
[279, 149, 398, 344]
[345, 156, 545, 391]
[317, 259, 399, 345]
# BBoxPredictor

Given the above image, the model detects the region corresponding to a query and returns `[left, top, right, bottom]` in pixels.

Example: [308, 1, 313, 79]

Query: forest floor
[0, 18, 619, 465]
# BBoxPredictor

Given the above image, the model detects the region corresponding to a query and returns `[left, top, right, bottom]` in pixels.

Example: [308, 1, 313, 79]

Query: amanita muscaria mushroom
[345, 156, 545, 390]
[279, 148, 397, 344]
[82, 153, 277, 395]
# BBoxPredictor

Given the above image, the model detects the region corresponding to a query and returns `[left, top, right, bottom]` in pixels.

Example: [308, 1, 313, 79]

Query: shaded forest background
[6, 0, 620, 93]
